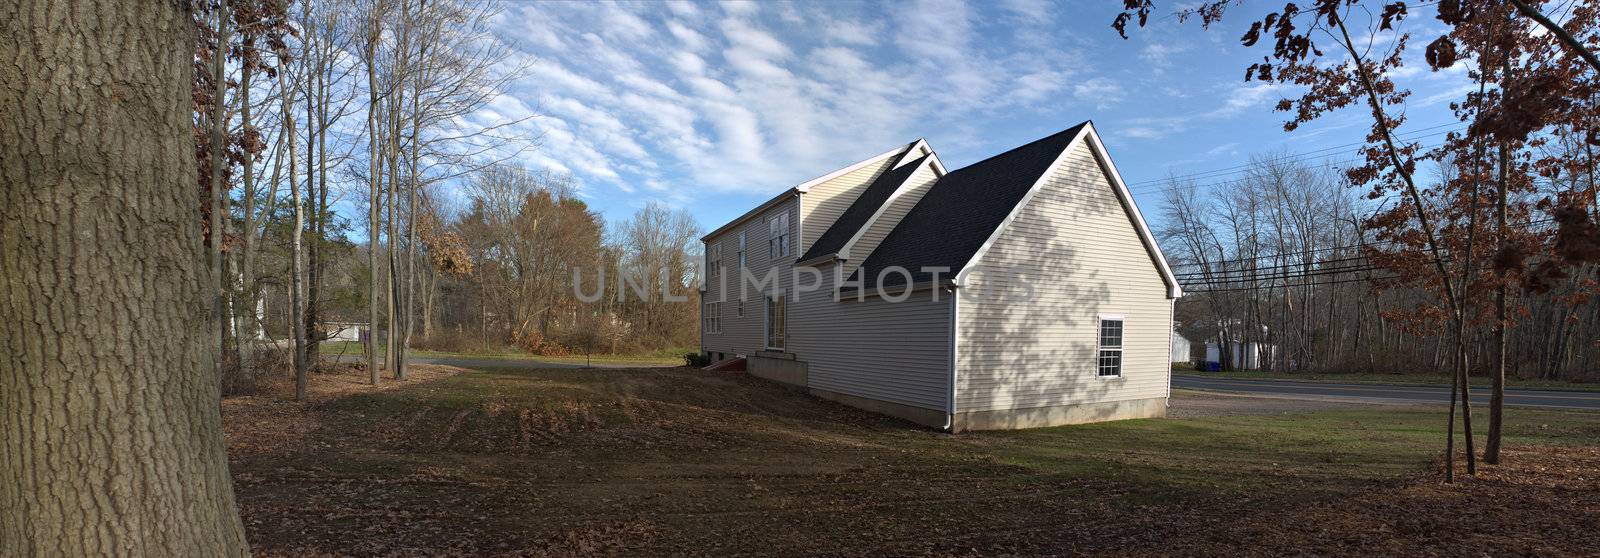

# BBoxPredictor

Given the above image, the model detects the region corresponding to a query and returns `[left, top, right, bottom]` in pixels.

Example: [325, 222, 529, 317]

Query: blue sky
[472, 0, 1475, 233]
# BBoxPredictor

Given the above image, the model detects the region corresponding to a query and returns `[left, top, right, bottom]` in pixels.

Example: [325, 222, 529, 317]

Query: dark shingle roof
[852, 122, 1088, 288]
[798, 153, 930, 262]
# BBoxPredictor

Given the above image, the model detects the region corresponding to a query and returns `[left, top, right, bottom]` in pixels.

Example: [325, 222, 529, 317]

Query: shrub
[221, 345, 290, 397]
[683, 352, 711, 368]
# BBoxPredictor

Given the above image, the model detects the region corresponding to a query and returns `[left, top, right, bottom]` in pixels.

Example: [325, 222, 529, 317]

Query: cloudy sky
[474, 0, 1474, 232]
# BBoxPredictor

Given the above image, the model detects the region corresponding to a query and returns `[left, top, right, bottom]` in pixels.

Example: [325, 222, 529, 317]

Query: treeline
[194, 0, 701, 396]
[1161, 145, 1600, 383]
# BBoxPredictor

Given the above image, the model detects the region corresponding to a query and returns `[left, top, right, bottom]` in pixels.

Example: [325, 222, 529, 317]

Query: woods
[189, 0, 705, 396]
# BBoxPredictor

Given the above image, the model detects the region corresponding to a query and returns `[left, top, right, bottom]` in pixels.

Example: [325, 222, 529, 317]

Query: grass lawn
[227, 365, 1600, 556]
[314, 340, 686, 366]
[1181, 368, 1600, 392]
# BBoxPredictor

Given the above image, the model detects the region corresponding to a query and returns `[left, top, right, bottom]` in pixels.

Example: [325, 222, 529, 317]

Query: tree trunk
[364, 4, 382, 385]
[0, 1, 250, 553]
[209, 0, 232, 369]
[283, 64, 307, 402]
[238, 61, 257, 343]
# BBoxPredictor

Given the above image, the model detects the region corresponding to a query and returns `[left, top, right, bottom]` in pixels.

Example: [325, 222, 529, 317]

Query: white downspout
[944, 285, 959, 432]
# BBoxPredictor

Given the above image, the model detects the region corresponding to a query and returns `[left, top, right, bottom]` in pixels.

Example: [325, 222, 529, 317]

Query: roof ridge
[945, 120, 1091, 175]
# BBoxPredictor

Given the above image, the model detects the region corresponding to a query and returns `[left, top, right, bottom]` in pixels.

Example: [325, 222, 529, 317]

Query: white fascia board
[838, 154, 941, 261]
[896, 139, 932, 168]
[794, 141, 915, 193]
[704, 141, 914, 242]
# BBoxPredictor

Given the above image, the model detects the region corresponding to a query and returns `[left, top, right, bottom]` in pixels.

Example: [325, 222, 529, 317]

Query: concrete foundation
[953, 396, 1167, 431]
[744, 360, 1167, 431]
[747, 354, 807, 388]
[807, 387, 949, 428]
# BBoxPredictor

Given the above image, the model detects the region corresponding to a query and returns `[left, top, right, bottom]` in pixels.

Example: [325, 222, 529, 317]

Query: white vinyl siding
[839, 161, 940, 279]
[798, 155, 901, 254]
[788, 266, 952, 411]
[956, 139, 1173, 412]
[702, 199, 797, 357]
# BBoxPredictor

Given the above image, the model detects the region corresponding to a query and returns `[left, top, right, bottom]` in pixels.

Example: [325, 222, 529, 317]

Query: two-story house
[700, 122, 1181, 431]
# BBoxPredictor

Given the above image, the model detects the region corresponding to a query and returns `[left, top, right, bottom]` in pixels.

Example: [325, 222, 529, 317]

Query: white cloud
[665, 20, 712, 52]
[1072, 77, 1123, 100]
[487, 0, 1101, 205]
[822, 19, 880, 46]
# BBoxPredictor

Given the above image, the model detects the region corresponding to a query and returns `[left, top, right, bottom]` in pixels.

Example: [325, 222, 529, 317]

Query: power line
[1172, 255, 1375, 278]
[1179, 265, 1390, 287]
[1183, 275, 1398, 294]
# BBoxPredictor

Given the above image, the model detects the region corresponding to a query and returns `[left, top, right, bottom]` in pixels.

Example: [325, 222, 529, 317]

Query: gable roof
[700, 140, 917, 242]
[797, 152, 931, 263]
[849, 121, 1182, 299]
[851, 122, 1088, 288]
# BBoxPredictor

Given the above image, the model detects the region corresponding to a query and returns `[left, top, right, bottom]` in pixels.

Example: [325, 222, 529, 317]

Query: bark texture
[0, 1, 250, 554]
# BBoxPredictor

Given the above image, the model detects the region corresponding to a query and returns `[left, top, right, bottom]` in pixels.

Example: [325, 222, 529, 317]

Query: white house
[699, 122, 1181, 431]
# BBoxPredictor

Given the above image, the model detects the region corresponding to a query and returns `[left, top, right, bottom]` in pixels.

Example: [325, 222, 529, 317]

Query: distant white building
[1171, 332, 1192, 364]
[321, 322, 366, 342]
[1205, 340, 1276, 370]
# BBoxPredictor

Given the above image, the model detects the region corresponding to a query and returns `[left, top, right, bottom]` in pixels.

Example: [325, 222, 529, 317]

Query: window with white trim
[765, 294, 785, 350]
[737, 231, 747, 269]
[768, 212, 790, 258]
[1097, 318, 1123, 377]
[703, 302, 721, 334]
[736, 299, 744, 318]
[707, 243, 722, 286]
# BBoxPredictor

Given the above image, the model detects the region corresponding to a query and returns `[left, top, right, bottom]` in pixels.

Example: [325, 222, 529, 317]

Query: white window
[768, 212, 790, 258]
[1097, 318, 1123, 377]
[707, 243, 722, 286]
[737, 231, 748, 269]
[736, 299, 744, 318]
[703, 302, 721, 334]
[765, 293, 786, 350]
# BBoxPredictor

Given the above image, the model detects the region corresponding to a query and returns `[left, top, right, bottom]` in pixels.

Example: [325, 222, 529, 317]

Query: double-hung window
[1097, 317, 1123, 377]
[703, 302, 721, 334]
[765, 293, 786, 350]
[707, 243, 723, 287]
[737, 231, 748, 270]
[768, 213, 790, 258]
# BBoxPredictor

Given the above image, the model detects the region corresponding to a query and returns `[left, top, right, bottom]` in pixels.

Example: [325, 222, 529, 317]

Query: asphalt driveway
[1174, 374, 1600, 411]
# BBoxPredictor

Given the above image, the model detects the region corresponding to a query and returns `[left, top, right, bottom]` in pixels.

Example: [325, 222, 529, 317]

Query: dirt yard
[226, 365, 1600, 556]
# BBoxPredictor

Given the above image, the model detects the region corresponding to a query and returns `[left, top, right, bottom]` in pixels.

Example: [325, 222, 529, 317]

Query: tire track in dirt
[437, 409, 473, 451]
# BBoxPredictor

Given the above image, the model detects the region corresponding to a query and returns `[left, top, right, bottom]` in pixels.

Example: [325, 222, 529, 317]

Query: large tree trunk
[0, 1, 250, 553]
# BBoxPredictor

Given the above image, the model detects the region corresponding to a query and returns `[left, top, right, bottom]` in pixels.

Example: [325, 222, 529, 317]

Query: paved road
[1174, 374, 1600, 411]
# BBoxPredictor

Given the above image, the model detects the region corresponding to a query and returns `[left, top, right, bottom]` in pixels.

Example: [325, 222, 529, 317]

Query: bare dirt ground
[225, 366, 1600, 556]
